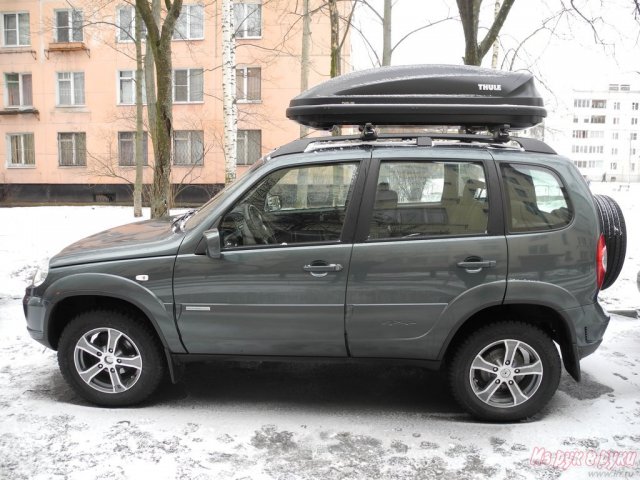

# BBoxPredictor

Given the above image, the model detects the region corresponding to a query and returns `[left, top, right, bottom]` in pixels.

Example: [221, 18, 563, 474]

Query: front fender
[43, 272, 185, 353]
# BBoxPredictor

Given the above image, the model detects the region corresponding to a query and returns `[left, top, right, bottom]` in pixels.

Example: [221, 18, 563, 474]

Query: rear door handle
[303, 263, 343, 273]
[457, 259, 496, 273]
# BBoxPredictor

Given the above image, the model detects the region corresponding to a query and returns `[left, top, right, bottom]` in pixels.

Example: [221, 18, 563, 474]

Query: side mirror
[203, 229, 221, 259]
[265, 194, 282, 212]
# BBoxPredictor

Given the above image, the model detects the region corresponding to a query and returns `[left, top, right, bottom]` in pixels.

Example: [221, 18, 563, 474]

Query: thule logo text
[478, 83, 502, 91]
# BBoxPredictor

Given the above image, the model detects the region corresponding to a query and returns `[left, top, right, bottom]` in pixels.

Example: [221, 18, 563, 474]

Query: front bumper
[23, 290, 48, 346]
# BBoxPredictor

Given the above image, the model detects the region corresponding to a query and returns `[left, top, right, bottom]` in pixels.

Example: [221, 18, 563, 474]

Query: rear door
[345, 149, 508, 359]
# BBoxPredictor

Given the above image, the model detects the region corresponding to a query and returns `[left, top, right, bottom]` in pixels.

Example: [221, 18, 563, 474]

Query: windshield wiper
[171, 209, 197, 232]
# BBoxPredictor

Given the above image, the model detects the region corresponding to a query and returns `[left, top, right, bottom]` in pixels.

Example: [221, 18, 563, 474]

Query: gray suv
[23, 65, 626, 421]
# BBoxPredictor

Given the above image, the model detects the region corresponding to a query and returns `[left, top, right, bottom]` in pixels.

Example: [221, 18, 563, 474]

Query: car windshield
[183, 158, 266, 231]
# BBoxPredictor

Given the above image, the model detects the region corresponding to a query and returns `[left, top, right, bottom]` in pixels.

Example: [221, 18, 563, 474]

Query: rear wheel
[58, 309, 165, 406]
[449, 322, 561, 422]
[593, 194, 627, 290]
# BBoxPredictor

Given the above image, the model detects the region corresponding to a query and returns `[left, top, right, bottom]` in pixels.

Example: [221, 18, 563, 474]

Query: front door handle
[457, 258, 496, 273]
[303, 263, 344, 273]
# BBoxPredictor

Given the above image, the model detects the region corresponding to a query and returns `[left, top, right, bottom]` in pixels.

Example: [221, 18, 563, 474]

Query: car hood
[50, 217, 185, 268]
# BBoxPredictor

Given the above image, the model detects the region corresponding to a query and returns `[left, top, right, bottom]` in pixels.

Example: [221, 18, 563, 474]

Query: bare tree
[300, 0, 312, 137]
[134, 7, 144, 217]
[456, 0, 516, 66]
[136, 0, 184, 218]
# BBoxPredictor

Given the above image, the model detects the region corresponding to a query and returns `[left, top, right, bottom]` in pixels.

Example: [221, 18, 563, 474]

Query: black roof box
[287, 64, 546, 130]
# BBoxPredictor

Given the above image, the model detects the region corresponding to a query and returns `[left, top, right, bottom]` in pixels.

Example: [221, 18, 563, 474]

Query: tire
[593, 194, 627, 290]
[449, 322, 561, 422]
[58, 309, 165, 407]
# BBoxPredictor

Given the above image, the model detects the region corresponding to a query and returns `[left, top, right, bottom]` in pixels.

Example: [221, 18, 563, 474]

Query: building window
[590, 115, 605, 124]
[611, 147, 618, 155]
[2, 12, 29, 46]
[55, 9, 83, 42]
[589, 130, 604, 138]
[58, 132, 86, 166]
[234, 2, 262, 38]
[613, 117, 619, 125]
[118, 132, 148, 166]
[621, 84, 630, 91]
[610, 162, 617, 170]
[236, 67, 261, 101]
[633, 102, 639, 111]
[57, 72, 85, 106]
[632, 133, 638, 141]
[173, 130, 204, 165]
[116, 6, 146, 42]
[118, 70, 146, 105]
[4, 73, 32, 107]
[632, 148, 637, 155]
[613, 102, 620, 110]
[237, 129, 261, 165]
[173, 69, 203, 102]
[173, 4, 204, 40]
[591, 100, 606, 109]
[609, 84, 619, 91]
[573, 99, 590, 108]
[572, 130, 588, 139]
[632, 163, 636, 172]
[6, 133, 35, 166]
[572, 116, 578, 123]
[632, 118, 638, 125]
[612, 132, 619, 140]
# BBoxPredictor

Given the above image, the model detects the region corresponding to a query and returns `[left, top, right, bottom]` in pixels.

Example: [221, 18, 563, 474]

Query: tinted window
[220, 163, 358, 247]
[368, 161, 488, 240]
[501, 164, 573, 232]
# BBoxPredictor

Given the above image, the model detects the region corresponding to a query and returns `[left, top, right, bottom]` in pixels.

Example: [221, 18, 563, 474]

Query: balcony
[45, 42, 90, 58]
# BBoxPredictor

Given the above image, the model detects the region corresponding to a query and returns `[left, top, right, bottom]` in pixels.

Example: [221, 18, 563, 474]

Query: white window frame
[2, 12, 30, 47]
[172, 68, 204, 103]
[4, 72, 32, 108]
[56, 72, 85, 106]
[116, 5, 147, 43]
[237, 129, 261, 165]
[54, 9, 83, 42]
[57, 132, 86, 166]
[172, 4, 204, 40]
[173, 130, 204, 165]
[234, 1, 262, 39]
[117, 70, 146, 105]
[236, 66, 261, 102]
[6, 133, 35, 167]
[118, 131, 148, 166]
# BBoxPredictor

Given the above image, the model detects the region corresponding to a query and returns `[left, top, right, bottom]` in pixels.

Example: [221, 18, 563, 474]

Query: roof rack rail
[268, 132, 556, 159]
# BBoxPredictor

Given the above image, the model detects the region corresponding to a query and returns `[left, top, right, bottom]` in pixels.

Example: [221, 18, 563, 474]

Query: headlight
[31, 260, 49, 287]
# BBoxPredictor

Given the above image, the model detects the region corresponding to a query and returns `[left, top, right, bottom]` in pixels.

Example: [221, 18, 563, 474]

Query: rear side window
[368, 161, 488, 240]
[501, 164, 573, 233]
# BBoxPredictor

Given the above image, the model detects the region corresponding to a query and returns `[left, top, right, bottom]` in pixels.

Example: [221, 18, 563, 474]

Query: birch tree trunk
[300, 0, 311, 138]
[491, 0, 501, 68]
[134, 7, 144, 217]
[381, 0, 392, 66]
[144, 0, 159, 172]
[222, 0, 237, 185]
[329, 0, 340, 77]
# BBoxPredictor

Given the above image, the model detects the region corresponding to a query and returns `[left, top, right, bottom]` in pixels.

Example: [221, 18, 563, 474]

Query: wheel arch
[440, 303, 580, 381]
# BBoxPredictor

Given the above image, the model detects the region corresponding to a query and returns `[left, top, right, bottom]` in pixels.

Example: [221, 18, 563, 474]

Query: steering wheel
[241, 204, 276, 244]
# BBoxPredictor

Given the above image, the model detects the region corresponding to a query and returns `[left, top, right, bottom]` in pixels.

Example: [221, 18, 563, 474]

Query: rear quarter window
[501, 164, 573, 233]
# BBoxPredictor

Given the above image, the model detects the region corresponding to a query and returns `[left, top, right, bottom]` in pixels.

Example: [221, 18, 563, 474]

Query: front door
[174, 158, 365, 356]
[346, 151, 508, 359]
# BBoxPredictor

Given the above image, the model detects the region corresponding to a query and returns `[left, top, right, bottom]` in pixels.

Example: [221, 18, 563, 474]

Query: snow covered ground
[0, 183, 638, 479]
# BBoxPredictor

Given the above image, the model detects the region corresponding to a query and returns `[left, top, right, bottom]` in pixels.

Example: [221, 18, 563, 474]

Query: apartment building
[568, 83, 640, 183]
[0, 0, 345, 204]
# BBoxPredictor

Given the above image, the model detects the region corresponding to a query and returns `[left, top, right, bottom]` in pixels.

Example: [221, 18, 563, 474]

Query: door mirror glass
[203, 229, 221, 259]
[265, 194, 282, 212]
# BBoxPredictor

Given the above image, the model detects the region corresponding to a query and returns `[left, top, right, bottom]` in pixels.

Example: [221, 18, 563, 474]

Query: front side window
[55, 9, 83, 42]
[237, 129, 261, 165]
[5, 73, 32, 107]
[7, 133, 35, 166]
[219, 162, 358, 247]
[57, 72, 85, 106]
[173, 68, 203, 102]
[58, 132, 86, 166]
[236, 66, 261, 101]
[234, 2, 262, 38]
[2, 12, 30, 46]
[173, 130, 204, 165]
[118, 132, 148, 166]
[501, 164, 573, 233]
[117, 6, 147, 42]
[367, 161, 488, 240]
[173, 4, 204, 40]
[118, 70, 146, 105]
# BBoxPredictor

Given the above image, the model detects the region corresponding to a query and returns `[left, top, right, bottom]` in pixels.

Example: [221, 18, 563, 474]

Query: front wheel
[449, 322, 561, 422]
[58, 309, 165, 406]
